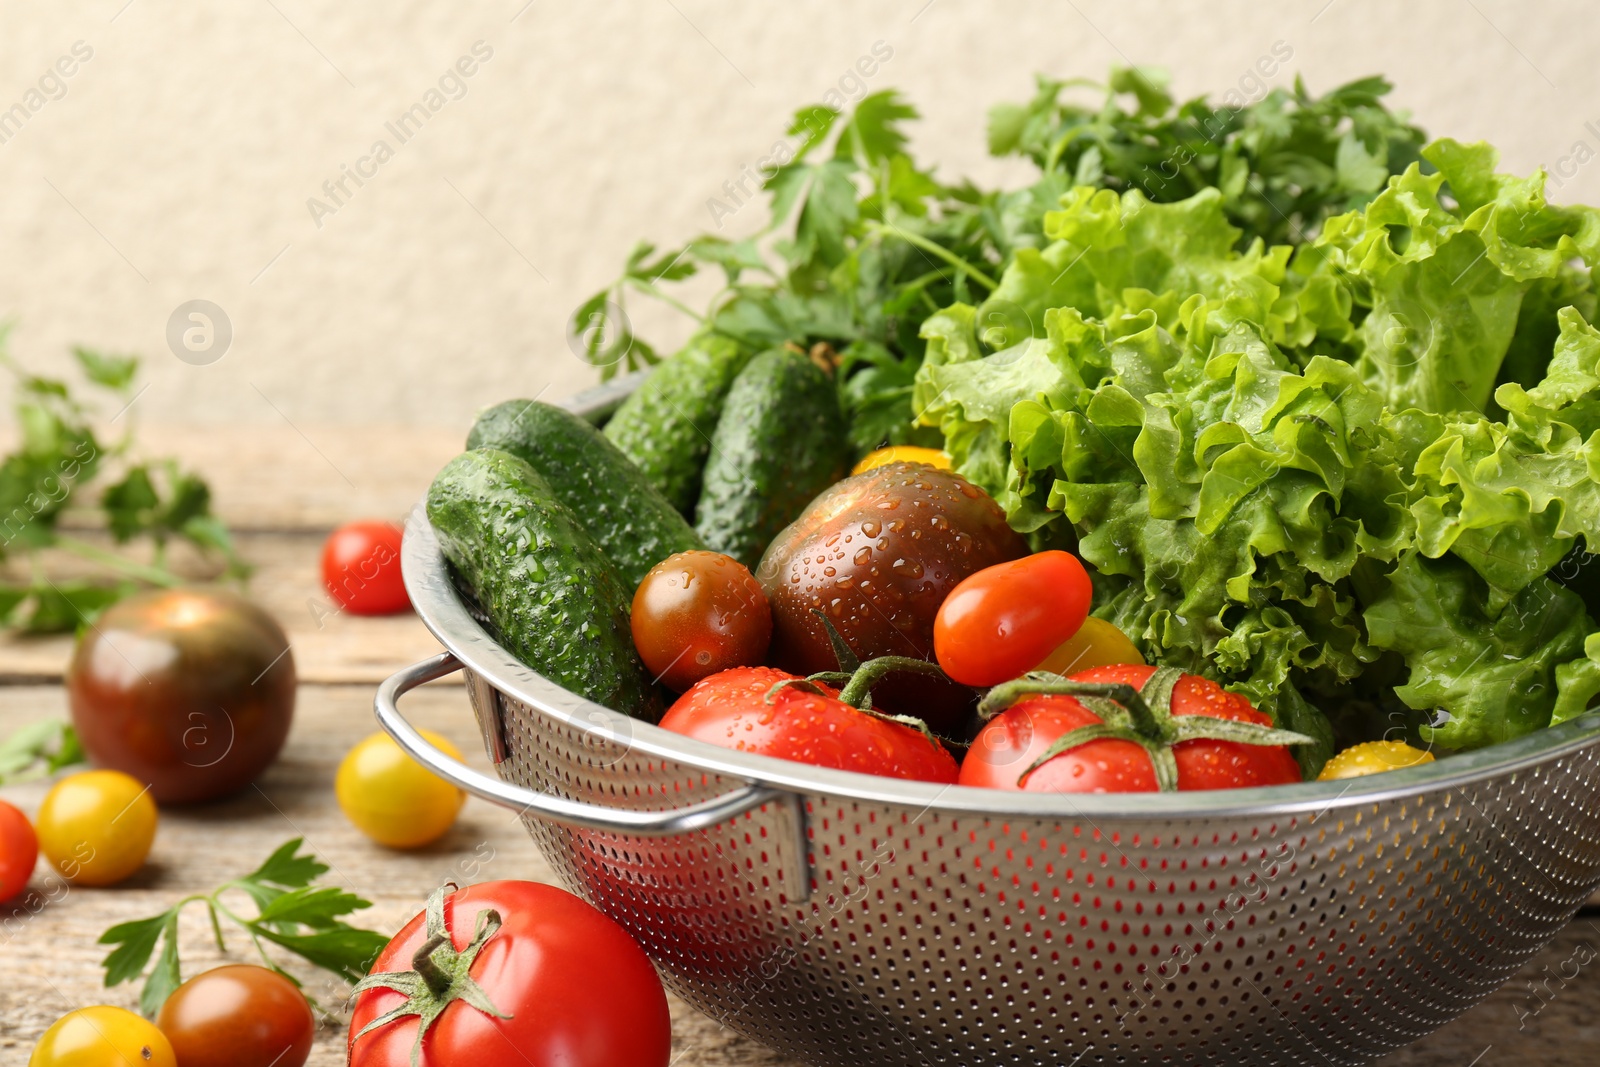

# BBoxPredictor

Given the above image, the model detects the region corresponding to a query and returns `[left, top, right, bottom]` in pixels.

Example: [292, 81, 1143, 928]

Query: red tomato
[961, 664, 1302, 793]
[631, 551, 772, 691]
[322, 522, 409, 615]
[349, 881, 670, 1067]
[0, 799, 37, 902]
[934, 550, 1093, 687]
[660, 666, 958, 783]
[157, 965, 314, 1067]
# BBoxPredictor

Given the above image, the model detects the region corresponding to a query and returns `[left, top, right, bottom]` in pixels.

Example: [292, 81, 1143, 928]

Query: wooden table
[0, 426, 1597, 1066]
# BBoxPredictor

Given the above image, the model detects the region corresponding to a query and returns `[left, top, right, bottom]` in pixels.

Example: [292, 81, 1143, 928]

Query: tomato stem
[350, 885, 511, 1067]
[835, 656, 947, 709]
[410, 933, 455, 997]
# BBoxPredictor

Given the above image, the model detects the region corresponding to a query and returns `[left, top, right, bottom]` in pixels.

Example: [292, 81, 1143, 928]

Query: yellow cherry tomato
[851, 445, 952, 476]
[337, 730, 465, 849]
[1317, 740, 1435, 781]
[36, 770, 157, 887]
[1035, 617, 1145, 675]
[30, 1005, 176, 1067]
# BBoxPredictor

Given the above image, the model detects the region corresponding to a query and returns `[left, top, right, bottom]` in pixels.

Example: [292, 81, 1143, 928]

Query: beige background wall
[0, 1, 1596, 429]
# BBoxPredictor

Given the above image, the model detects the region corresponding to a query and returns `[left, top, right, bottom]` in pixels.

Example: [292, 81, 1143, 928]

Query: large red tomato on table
[756, 462, 1027, 733]
[961, 664, 1305, 793]
[349, 881, 671, 1067]
[66, 588, 296, 804]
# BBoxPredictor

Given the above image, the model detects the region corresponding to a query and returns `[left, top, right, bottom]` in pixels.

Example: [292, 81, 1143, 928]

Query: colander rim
[402, 502, 1600, 821]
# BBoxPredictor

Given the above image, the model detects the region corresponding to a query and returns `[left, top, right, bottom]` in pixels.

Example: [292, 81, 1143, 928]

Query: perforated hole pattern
[466, 676, 1600, 1067]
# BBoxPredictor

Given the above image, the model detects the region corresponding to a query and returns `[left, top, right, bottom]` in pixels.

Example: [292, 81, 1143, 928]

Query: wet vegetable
[631, 551, 771, 692]
[758, 462, 1027, 733]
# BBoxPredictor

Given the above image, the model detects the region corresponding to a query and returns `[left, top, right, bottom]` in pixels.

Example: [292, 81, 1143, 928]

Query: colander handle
[374, 653, 792, 837]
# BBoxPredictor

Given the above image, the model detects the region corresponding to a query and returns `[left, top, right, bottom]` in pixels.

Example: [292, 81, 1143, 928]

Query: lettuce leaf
[917, 141, 1600, 760]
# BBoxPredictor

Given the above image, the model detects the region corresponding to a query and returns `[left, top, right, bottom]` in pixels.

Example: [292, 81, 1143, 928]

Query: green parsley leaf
[98, 839, 389, 1016]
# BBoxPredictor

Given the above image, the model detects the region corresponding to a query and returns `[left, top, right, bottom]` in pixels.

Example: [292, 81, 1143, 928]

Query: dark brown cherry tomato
[156, 964, 314, 1067]
[322, 521, 409, 615]
[757, 462, 1027, 733]
[934, 550, 1093, 686]
[67, 588, 296, 804]
[631, 551, 771, 692]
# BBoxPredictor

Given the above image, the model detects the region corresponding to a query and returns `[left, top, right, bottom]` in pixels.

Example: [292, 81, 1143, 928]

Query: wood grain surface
[0, 435, 1596, 1065]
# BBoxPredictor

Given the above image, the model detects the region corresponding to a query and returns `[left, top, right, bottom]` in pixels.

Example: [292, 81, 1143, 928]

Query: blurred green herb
[0, 719, 84, 784]
[99, 838, 391, 1016]
[0, 330, 248, 632]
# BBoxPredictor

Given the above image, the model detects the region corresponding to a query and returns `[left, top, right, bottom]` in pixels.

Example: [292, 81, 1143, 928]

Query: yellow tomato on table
[30, 1006, 175, 1067]
[35, 770, 157, 887]
[336, 730, 465, 848]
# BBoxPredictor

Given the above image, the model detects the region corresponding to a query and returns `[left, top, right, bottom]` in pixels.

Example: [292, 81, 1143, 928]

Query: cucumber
[467, 399, 704, 589]
[426, 448, 661, 721]
[695, 348, 851, 568]
[603, 333, 751, 514]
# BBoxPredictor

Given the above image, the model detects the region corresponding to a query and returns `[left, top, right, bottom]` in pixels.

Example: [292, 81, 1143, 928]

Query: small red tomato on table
[962, 664, 1307, 792]
[0, 799, 37, 902]
[349, 881, 671, 1067]
[660, 662, 958, 783]
[323, 520, 409, 615]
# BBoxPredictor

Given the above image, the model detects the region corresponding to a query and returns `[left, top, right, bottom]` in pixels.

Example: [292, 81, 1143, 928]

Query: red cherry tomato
[960, 664, 1302, 793]
[934, 550, 1093, 687]
[322, 522, 409, 615]
[349, 881, 670, 1067]
[631, 551, 772, 691]
[660, 666, 958, 783]
[0, 799, 37, 902]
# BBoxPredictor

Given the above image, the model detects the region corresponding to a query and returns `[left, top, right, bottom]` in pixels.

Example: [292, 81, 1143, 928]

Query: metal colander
[375, 377, 1600, 1067]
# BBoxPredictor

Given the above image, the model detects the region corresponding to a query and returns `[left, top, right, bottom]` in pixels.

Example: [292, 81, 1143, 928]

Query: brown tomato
[755, 463, 1027, 733]
[67, 588, 296, 804]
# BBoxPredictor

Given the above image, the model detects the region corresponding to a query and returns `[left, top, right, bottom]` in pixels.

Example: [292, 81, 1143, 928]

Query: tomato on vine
[961, 664, 1307, 793]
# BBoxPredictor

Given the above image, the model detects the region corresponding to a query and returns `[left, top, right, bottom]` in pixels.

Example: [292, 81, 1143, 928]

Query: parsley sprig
[0, 332, 248, 631]
[0, 719, 84, 785]
[99, 838, 391, 1015]
[577, 67, 1427, 456]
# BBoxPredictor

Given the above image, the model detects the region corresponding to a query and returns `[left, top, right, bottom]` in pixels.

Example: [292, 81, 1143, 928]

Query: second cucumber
[468, 399, 705, 590]
[695, 348, 851, 569]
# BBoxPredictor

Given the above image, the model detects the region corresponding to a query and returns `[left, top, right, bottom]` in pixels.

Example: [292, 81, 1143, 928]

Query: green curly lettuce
[917, 140, 1600, 764]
